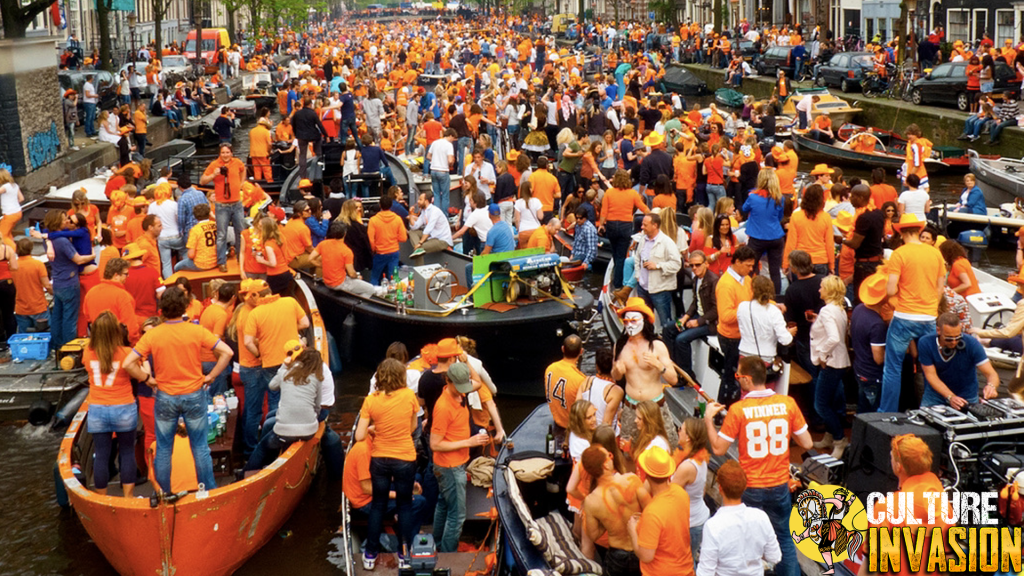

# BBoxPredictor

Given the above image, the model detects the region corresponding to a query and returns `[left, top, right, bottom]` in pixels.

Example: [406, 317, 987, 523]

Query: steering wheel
[983, 310, 1012, 330]
[426, 269, 459, 307]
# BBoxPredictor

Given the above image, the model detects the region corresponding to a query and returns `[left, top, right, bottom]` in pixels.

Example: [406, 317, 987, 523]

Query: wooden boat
[791, 130, 950, 173]
[835, 123, 995, 170]
[143, 139, 196, 174]
[776, 87, 862, 125]
[308, 242, 594, 398]
[969, 149, 1024, 206]
[715, 87, 745, 108]
[55, 263, 329, 576]
[598, 260, 791, 400]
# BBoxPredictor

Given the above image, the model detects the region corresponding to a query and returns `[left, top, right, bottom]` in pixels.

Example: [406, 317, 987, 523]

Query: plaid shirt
[571, 220, 599, 268]
[177, 188, 209, 242]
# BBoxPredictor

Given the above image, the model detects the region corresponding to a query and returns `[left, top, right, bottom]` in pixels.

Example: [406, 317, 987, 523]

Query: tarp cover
[662, 65, 705, 89]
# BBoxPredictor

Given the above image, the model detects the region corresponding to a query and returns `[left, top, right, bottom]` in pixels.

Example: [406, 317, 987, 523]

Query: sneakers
[968, 135, 980, 142]
[362, 551, 377, 571]
[218, 263, 228, 272]
[410, 247, 426, 258]
[397, 552, 411, 570]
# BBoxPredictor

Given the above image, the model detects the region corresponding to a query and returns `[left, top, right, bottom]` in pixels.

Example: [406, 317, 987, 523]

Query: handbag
[747, 301, 784, 375]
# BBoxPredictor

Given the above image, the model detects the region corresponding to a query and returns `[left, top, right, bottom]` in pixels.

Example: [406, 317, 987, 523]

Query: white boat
[967, 266, 1021, 369]
[969, 149, 1024, 206]
[46, 176, 110, 207]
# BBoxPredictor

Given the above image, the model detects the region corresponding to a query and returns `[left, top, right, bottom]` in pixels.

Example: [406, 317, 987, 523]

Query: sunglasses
[735, 372, 750, 381]
[941, 334, 962, 343]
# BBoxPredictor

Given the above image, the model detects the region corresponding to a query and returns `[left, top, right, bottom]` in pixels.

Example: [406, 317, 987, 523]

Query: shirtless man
[612, 297, 678, 446]
[581, 445, 650, 576]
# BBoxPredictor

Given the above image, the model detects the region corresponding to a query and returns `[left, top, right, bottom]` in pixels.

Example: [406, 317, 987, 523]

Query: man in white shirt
[451, 191, 492, 256]
[82, 74, 99, 138]
[696, 460, 781, 576]
[426, 128, 457, 215]
[409, 190, 454, 257]
[464, 150, 496, 201]
[795, 94, 820, 130]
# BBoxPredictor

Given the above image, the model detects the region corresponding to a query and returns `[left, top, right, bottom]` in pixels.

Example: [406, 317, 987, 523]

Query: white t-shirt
[464, 162, 496, 200]
[0, 183, 22, 216]
[147, 200, 180, 238]
[83, 81, 98, 104]
[515, 197, 543, 233]
[795, 95, 814, 113]
[463, 206, 492, 241]
[427, 138, 454, 171]
[898, 188, 930, 219]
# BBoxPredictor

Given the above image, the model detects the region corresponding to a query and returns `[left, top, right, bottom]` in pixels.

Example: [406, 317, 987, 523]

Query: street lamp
[127, 11, 137, 68]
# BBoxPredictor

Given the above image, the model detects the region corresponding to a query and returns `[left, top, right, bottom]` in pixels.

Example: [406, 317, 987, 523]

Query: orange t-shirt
[719, 389, 808, 488]
[263, 239, 290, 276]
[342, 438, 373, 509]
[241, 229, 267, 275]
[529, 169, 560, 212]
[431, 387, 473, 468]
[249, 124, 273, 158]
[652, 195, 675, 210]
[360, 388, 419, 461]
[783, 210, 835, 271]
[137, 234, 161, 275]
[636, 483, 695, 576]
[948, 257, 980, 296]
[527, 226, 552, 251]
[132, 320, 222, 395]
[82, 279, 141, 344]
[469, 383, 494, 428]
[674, 153, 696, 193]
[85, 346, 135, 405]
[281, 219, 312, 262]
[107, 205, 134, 249]
[236, 305, 259, 368]
[887, 243, 946, 317]
[198, 304, 230, 363]
[243, 295, 307, 367]
[319, 238, 353, 288]
[870, 183, 898, 209]
[544, 358, 585, 428]
[12, 256, 49, 315]
[601, 187, 646, 222]
[125, 214, 146, 244]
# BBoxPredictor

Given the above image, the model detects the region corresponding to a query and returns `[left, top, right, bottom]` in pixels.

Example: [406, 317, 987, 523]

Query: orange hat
[282, 339, 304, 362]
[810, 163, 834, 176]
[617, 297, 655, 325]
[637, 446, 674, 479]
[420, 343, 439, 366]
[121, 243, 147, 261]
[299, 178, 313, 189]
[893, 213, 927, 231]
[128, 196, 150, 207]
[642, 131, 665, 148]
[436, 337, 463, 358]
[858, 271, 888, 306]
[240, 278, 270, 295]
[834, 211, 855, 234]
[64, 89, 77, 98]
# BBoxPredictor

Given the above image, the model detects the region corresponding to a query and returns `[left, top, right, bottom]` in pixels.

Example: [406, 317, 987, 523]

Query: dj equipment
[843, 412, 943, 502]
[916, 398, 1024, 444]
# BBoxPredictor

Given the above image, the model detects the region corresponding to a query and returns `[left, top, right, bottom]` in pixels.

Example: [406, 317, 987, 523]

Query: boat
[835, 123, 996, 170]
[714, 87, 745, 108]
[180, 100, 256, 147]
[552, 228, 612, 270]
[308, 242, 594, 398]
[241, 72, 277, 110]
[143, 139, 196, 174]
[598, 260, 791, 400]
[0, 355, 88, 423]
[760, 87, 862, 125]
[969, 149, 1024, 206]
[965, 266, 1022, 370]
[55, 262, 330, 576]
[658, 64, 709, 96]
[931, 202, 1024, 244]
[791, 130, 950, 173]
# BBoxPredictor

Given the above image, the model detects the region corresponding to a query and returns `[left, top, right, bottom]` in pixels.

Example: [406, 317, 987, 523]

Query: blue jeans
[989, 118, 1016, 142]
[154, 388, 217, 493]
[815, 366, 847, 437]
[663, 322, 711, 376]
[158, 235, 186, 279]
[405, 124, 418, 155]
[202, 360, 231, 398]
[244, 429, 310, 470]
[456, 136, 473, 174]
[606, 221, 633, 289]
[743, 483, 798, 576]
[968, 116, 992, 138]
[370, 252, 400, 286]
[705, 184, 726, 208]
[354, 493, 427, 531]
[83, 102, 97, 137]
[433, 463, 467, 553]
[241, 365, 281, 456]
[856, 374, 882, 414]
[638, 284, 673, 332]
[367, 457, 417, 556]
[174, 256, 209, 273]
[880, 316, 936, 412]
[51, 284, 80, 350]
[431, 170, 451, 216]
[16, 310, 49, 334]
[690, 523, 704, 570]
[340, 116, 360, 147]
[215, 201, 246, 267]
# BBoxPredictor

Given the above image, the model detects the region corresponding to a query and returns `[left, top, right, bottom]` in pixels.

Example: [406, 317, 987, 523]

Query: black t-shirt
[851, 304, 888, 380]
[784, 274, 825, 345]
[761, 114, 776, 138]
[418, 369, 448, 424]
[853, 208, 885, 259]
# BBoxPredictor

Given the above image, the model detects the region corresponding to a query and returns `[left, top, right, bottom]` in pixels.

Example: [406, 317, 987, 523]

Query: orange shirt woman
[784, 205, 835, 272]
[599, 187, 647, 224]
[946, 256, 980, 296]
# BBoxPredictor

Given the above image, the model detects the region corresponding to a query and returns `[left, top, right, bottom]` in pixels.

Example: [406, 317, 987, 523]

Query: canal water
[0, 113, 1014, 574]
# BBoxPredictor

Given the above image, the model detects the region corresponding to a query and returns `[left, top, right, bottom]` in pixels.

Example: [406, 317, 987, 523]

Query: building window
[996, 10, 1014, 44]
[878, 17, 887, 41]
[947, 9, 969, 42]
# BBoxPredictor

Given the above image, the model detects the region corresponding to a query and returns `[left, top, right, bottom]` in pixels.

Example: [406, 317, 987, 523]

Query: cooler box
[8, 333, 51, 362]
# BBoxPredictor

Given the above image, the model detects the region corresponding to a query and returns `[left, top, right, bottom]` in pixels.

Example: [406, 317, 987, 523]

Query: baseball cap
[446, 362, 473, 393]
[488, 204, 501, 216]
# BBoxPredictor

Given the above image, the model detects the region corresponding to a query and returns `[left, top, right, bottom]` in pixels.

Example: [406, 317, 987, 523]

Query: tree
[246, 0, 263, 33]
[223, 0, 244, 41]
[151, 0, 173, 58]
[1, 0, 56, 39]
[649, 0, 676, 26]
[97, 0, 114, 71]
[712, 0, 721, 32]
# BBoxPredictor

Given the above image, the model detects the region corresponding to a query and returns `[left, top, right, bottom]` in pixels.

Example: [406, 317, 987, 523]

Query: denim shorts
[88, 403, 139, 433]
[981, 82, 995, 94]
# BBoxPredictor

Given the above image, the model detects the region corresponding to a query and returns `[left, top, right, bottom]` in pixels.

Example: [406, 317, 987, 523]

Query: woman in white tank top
[673, 418, 711, 569]
[579, 350, 625, 432]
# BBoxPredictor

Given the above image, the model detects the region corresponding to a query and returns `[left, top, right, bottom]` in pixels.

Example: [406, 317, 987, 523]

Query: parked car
[736, 39, 759, 62]
[756, 45, 797, 77]
[815, 51, 874, 92]
[58, 70, 118, 117]
[910, 61, 1020, 111]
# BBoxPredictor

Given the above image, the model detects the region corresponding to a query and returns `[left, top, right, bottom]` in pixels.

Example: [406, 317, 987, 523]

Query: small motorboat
[55, 263, 330, 576]
[658, 64, 709, 96]
[143, 138, 196, 174]
[761, 87, 862, 125]
[241, 72, 277, 110]
[931, 202, 1024, 243]
[714, 87, 746, 108]
[969, 149, 1024, 206]
[964, 266, 1022, 370]
[0, 352, 88, 424]
[791, 129, 949, 173]
[836, 123, 995, 171]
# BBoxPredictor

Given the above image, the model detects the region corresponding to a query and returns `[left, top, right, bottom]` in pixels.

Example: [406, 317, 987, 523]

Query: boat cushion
[505, 466, 544, 547]
[534, 512, 603, 575]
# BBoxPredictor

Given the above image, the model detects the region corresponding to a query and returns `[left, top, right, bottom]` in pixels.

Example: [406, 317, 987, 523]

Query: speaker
[843, 412, 943, 502]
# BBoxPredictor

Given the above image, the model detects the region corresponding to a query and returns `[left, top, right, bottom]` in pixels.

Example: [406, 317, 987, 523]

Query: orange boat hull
[58, 407, 324, 576]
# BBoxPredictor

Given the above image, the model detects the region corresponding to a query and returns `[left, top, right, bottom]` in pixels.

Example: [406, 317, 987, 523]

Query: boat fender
[51, 388, 90, 431]
[326, 331, 343, 376]
[53, 461, 70, 508]
[339, 313, 356, 364]
[28, 399, 55, 427]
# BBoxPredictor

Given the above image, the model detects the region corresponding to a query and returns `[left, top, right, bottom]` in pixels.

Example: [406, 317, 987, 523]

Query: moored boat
[791, 130, 949, 173]
[55, 265, 329, 576]
[241, 72, 277, 110]
[714, 87, 745, 108]
[143, 139, 197, 174]
[760, 87, 862, 125]
[969, 149, 1024, 206]
[553, 228, 612, 270]
[835, 123, 994, 170]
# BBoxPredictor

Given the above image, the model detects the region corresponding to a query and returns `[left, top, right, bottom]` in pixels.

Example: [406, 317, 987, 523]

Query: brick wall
[0, 38, 67, 178]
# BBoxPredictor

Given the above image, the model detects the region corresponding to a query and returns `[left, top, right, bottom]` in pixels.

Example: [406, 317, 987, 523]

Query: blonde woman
[672, 418, 711, 563]
[630, 399, 671, 472]
[253, 216, 292, 296]
[658, 207, 688, 255]
[809, 275, 851, 457]
[567, 399, 598, 462]
[688, 207, 714, 256]
[743, 168, 786, 294]
[337, 199, 372, 274]
[514, 181, 543, 248]
[0, 169, 24, 239]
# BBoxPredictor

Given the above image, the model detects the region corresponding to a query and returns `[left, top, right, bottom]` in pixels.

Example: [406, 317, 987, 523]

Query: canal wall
[683, 64, 1024, 159]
